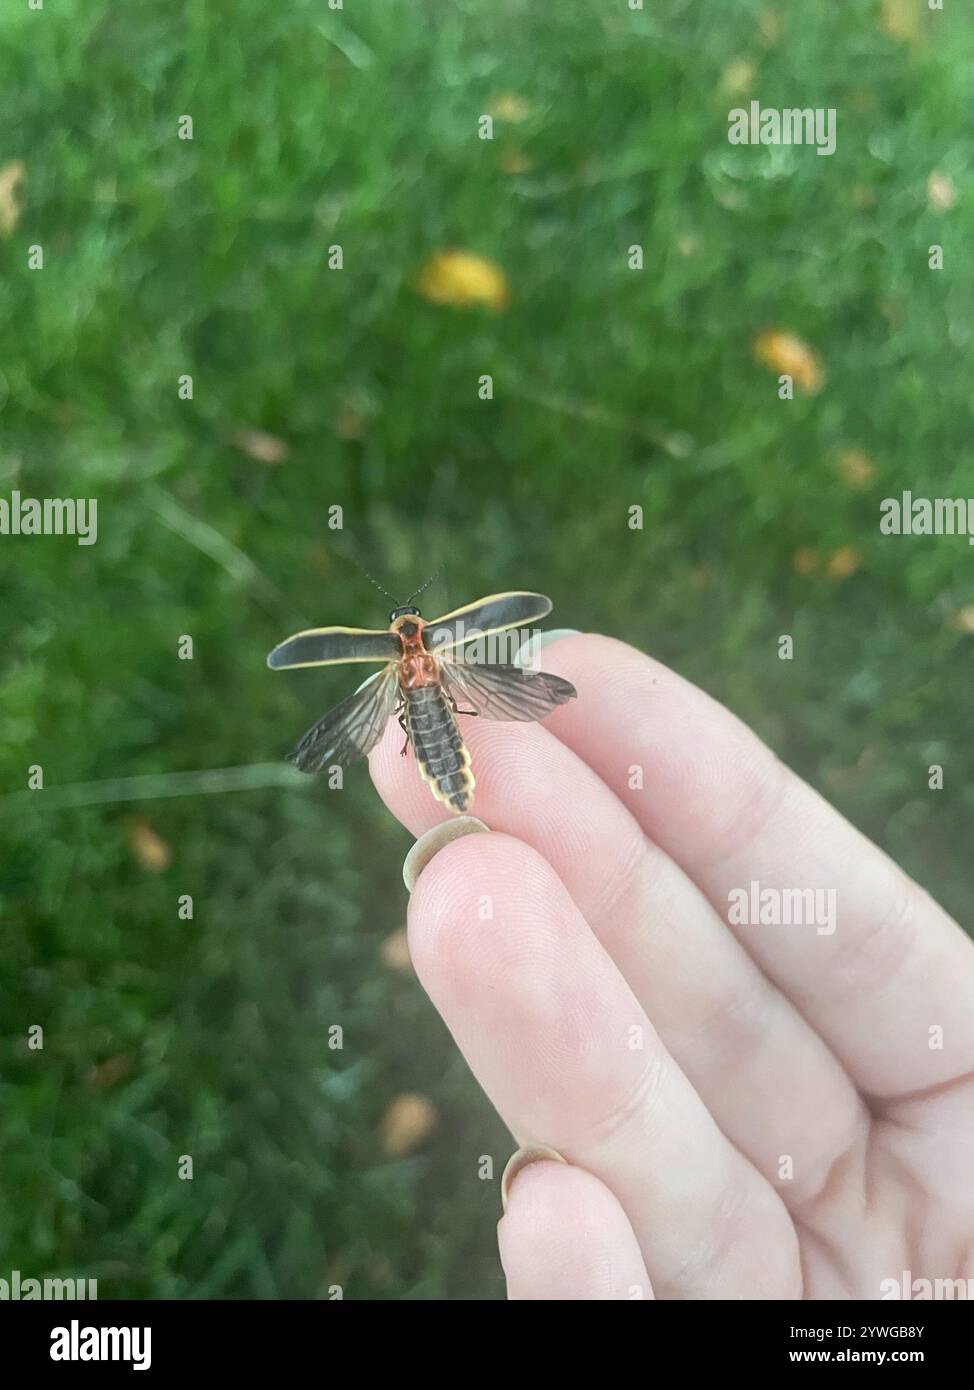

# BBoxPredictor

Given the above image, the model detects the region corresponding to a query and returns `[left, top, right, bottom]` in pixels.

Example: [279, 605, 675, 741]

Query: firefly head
[389, 604, 422, 622]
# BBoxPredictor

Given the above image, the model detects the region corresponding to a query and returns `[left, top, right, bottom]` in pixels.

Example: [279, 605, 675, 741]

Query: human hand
[369, 634, 974, 1300]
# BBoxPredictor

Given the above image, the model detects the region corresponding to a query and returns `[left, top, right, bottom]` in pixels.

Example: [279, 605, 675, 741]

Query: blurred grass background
[1, 0, 972, 1298]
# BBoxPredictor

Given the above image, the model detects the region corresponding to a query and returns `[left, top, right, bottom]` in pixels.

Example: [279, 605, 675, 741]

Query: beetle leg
[449, 698, 479, 717]
[397, 705, 410, 757]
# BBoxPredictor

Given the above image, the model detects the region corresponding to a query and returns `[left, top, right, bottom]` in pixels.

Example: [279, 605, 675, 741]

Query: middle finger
[371, 714, 865, 1207]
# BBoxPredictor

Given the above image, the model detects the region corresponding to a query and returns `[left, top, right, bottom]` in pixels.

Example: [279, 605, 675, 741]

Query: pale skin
[369, 634, 974, 1299]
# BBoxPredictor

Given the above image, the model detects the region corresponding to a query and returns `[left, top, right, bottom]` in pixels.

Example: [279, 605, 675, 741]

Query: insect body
[392, 607, 475, 811]
[267, 592, 576, 813]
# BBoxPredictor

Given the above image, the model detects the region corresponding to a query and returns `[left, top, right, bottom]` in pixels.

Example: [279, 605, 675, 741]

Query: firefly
[267, 587, 576, 813]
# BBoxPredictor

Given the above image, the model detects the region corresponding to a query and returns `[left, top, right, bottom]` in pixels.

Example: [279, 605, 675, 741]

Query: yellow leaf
[881, 0, 922, 44]
[850, 89, 877, 115]
[758, 10, 784, 45]
[836, 448, 877, 489]
[947, 606, 974, 634]
[825, 746, 879, 791]
[927, 171, 956, 213]
[87, 1054, 134, 1090]
[129, 819, 172, 873]
[334, 407, 365, 440]
[754, 330, 825, 394]
[792, 546, 821, 577]
[721, 58, 756, 96]
[417, 250, 510, 311]
[379, 1093, 437, 1156]
[499, 149, 534, 175]
[231, 429, 289, 464]
[689, 567, 715, 591]
[0, 160, 26, 238]
[827, 546, 861, 580]
[488, 93, 531, 123]
[379, 929, 412, 973]
[367, 1255, 394, 1288]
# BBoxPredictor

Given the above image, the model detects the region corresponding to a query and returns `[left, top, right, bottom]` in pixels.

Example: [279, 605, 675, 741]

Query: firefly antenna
[347, 556, 399, 606]
[405, 567, 442, 605]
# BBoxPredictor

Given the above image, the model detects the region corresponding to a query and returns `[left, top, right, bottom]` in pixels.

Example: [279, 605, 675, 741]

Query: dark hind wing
[289, 668, 399, 773]
[267, 627, 402, 670]
[439, 657, 576, 722]
[423, 592, 553, 651]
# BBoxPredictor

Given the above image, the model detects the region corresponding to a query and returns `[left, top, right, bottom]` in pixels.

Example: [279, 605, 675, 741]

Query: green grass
[1, 0, 972, 1298]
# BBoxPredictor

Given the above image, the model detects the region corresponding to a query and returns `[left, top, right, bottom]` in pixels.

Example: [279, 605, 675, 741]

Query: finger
[536, 634, 974, 1100]
[405, 829, 801, 1298]
[499, 1158, 653, 1300]
[371, 716, 865, 1209]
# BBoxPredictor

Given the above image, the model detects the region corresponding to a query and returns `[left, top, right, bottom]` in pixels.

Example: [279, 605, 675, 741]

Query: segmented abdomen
[406, 685, 475, 814]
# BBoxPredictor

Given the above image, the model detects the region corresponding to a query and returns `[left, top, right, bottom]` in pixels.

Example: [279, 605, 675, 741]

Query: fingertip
[498, 1159, 653, 1300]
[407, 828, 555, 928]
[402, 815, 490, 893]
[500, 1145, 568, 1211]
[404, 830, 567, 997]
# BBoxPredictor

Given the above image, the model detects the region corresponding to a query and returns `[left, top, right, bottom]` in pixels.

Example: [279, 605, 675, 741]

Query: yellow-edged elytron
[267, 591, 576, 813]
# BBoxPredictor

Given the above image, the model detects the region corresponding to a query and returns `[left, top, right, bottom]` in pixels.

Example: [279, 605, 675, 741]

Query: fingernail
[500, 1144, 568, 1212]
[402, 816, 490, 893]
[515, 629, 580, 670]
